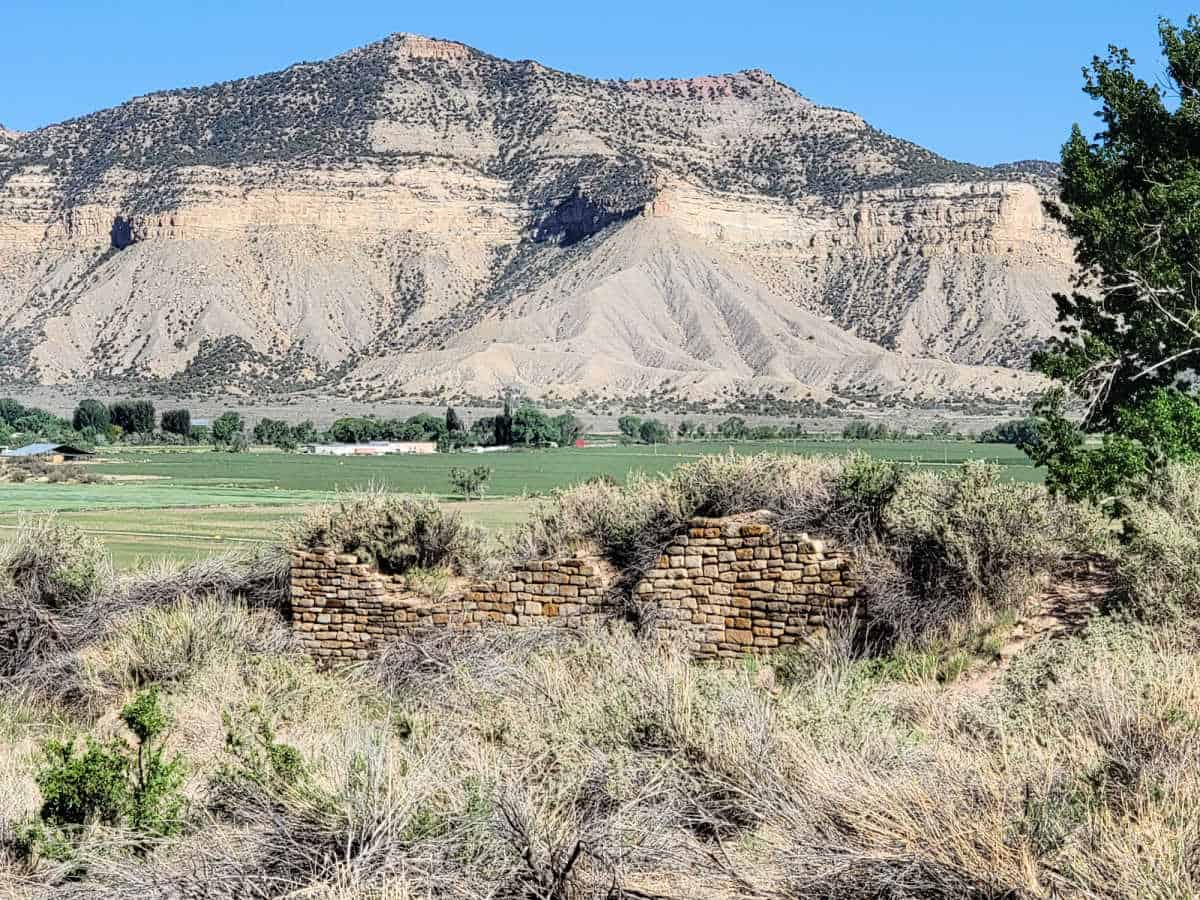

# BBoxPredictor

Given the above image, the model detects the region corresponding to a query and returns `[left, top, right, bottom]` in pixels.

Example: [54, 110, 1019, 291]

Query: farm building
[1, 442, 93, 463]
[302, 441, 438, 456]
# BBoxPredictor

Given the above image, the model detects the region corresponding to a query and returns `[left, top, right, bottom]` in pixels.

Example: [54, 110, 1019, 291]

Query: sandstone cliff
[0, 34, 1072, 403]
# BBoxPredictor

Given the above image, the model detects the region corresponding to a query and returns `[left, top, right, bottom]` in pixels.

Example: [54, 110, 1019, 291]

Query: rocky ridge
[0, 34, 1072, 404]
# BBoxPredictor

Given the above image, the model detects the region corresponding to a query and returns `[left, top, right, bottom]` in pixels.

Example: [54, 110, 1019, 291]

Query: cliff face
[0, 35, 1072, 403]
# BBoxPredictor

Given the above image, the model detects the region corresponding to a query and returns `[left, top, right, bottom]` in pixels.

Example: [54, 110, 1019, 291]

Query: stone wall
[635, 516, 858, 660]
[290, 550, 617, 662]
[289, 513, 861, 663]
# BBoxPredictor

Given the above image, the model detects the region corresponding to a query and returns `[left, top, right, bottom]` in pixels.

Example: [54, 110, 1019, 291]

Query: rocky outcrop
[533, 190, 646, 246]
[0, 33, 1071, 402]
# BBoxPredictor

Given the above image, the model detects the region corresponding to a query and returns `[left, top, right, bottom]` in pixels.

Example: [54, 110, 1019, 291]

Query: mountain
[0, 34, 1072, 405]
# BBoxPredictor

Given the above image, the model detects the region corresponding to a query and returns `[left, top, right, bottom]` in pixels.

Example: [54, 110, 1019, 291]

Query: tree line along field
[0, 439, 1038, 568]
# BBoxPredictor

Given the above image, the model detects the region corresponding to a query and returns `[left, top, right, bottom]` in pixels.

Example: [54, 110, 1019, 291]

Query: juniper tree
[1033, 16, 1200, 500]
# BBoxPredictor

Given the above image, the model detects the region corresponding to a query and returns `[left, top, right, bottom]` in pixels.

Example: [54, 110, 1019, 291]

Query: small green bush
[19, 688, 186, 860]
[290, 491, 491, 575]
[35, 737, 131, 829]
[219, 706, 309, 795]
[1116, 463, 1200, 623]
[829, 452, 903, 541]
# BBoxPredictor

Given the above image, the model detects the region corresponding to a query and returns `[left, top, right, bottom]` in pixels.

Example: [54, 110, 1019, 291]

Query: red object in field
[574, 439, 587, 448]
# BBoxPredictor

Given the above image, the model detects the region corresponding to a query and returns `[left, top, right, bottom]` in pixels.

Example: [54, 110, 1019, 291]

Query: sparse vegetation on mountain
[0, 34, 1065, 402]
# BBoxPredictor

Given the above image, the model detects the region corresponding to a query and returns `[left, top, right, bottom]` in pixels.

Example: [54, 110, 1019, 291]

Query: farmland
[0, 440, 1037, 567]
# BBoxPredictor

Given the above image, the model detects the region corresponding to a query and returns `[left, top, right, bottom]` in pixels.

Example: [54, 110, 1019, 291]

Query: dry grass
[1, 598, 1199, 897]
[0, 516, 289, 711]
[2, 461, 1197, 898]
[10, 616, 1200, 897]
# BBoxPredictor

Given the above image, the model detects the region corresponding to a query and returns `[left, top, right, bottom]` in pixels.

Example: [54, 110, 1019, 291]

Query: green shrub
[1115, 463, 1200, 623]
[35, 738, 131, 829]
[829, 452, 903, 541]
[118, 689, 186, 835]
[871, 462, 1106, 643]
[219, 706, 309, 796]
[20, 688, 186, 860]
[513, 453, 845, 569]
[511, 472, 688, 568]
[289, 491, 491, 575]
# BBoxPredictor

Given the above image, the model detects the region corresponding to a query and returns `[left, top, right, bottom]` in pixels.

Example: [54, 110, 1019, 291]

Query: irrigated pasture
[0, 440, 1037, 567]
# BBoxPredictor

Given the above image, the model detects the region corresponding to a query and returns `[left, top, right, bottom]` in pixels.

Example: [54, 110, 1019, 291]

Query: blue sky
[2, 1, 1193, 165]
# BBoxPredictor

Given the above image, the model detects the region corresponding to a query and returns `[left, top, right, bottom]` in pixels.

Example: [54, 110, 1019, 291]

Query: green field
[0, 440, 1038, 568]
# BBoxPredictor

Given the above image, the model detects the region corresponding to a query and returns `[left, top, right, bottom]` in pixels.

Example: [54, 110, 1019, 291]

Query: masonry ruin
[289, 512, 860, 662]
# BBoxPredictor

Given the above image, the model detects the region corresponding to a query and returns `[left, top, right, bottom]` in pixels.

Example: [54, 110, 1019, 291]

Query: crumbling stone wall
[290, 551, 617, 661]
[289, 513, 861, 663]
[635, 516, 858, 660]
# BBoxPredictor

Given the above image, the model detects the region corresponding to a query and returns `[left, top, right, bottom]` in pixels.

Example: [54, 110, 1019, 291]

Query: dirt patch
[962, 554, 1114, 694]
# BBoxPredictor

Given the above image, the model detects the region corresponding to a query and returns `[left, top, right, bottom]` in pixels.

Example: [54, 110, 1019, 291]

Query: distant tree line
[976, 417, 1042, 448]
[0, 399, 78, 447]
[617, 416, 673, 445]
[466, 396, 583, 449]
[841, 417, 963, 441]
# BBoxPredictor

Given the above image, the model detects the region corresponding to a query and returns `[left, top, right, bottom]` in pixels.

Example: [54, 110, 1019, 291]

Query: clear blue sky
[3, 1, 1193, 165]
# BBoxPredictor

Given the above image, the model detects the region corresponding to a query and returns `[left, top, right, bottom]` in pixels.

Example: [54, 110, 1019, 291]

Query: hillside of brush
[3, 455, 1200, 897]
[0, 35, 1071, 404]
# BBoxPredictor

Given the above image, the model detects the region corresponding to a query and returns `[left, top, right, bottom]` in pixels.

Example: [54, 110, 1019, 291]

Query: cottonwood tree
[639, 419, 671, 445]
[108, 400, 155, 435]
[211, 411, 245, 450]
[72, 399, 110, 432]
[449, 465, 493, 500]
[160, 409, 191, 437]
[552, 412, 583, 446]
[512, 404, 555, 445]
[1032, 16, 1200, 500]
[617, 416, 642, 441]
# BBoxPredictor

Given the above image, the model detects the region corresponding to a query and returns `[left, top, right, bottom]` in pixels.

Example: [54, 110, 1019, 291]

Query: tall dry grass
[3, 459, 1197, 898]
[2, 593, 1200, 898]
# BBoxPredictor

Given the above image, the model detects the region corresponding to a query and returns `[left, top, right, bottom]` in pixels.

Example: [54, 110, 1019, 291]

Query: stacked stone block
[289, 513, 861, 663]
[634, 516, 860, 660]
[290, 548, 616, 661]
